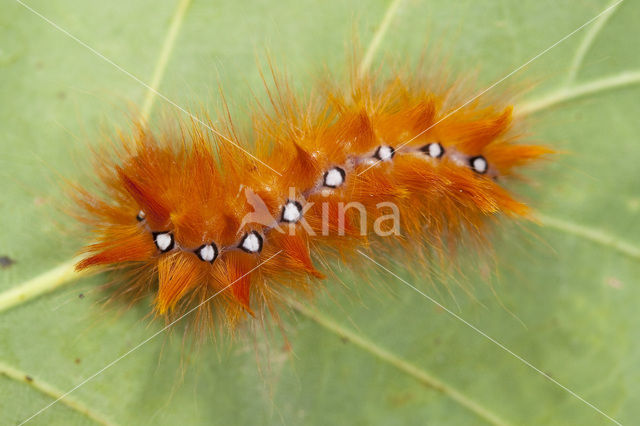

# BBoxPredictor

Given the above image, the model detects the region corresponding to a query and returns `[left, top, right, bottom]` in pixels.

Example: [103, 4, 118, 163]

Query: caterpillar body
[73, 63, 550, 332]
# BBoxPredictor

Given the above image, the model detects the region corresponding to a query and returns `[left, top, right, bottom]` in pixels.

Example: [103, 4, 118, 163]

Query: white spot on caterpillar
[240, 231, 263, 253]
[374, 145, 395, 161]
[136, 210, 146, 221]
[324, 167, 345, 188]
[281, 200, 302, 223]
[153, 232, 174, 253]
[422, 142, 444, 159]
[196, 243, 218, 263]
[470, 156, 488, 174]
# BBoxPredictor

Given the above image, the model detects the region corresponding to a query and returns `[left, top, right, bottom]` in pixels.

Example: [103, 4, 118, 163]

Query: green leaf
[1, 0, 638, 424]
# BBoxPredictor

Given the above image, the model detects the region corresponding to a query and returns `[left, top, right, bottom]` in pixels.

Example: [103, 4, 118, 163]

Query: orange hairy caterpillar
[72, 61, 551, 333]
[4, 1, 637, 424]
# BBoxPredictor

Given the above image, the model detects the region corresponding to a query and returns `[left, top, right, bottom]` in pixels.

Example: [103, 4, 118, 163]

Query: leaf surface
[0, 0, 638, 424]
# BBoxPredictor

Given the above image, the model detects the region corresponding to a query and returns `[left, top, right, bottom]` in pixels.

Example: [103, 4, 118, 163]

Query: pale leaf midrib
[0, 361, 115, 426]
[289, 300, 511, 426]
[537, 213, 640, 260]
[516, 70, 640, 117]
[139, 0, 192, 122]
[564, 0, 622, 86]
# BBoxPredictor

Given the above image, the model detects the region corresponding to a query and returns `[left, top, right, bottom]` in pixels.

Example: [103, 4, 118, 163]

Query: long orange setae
[72, 61, 551, 333]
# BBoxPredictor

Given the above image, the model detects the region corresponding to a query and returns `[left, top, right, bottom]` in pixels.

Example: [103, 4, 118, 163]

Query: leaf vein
[290, 300, 511, 426]
[358, 0, 405, 77]
[140, 0, 192, 122]
[516, 70, 640, 116]
[537, 213, 640, 260]
[0, 360, 115, 426]
[564, 0, 622, 86]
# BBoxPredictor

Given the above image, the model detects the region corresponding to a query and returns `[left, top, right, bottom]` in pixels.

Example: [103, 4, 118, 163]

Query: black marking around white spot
[239, 231, 263, 253]
[469, 155, 488, 174]
[281, 200, 303, 223]
[374, 145, 395, 161]
[323, 167, 346, 188]
[153, 232, 174, 253]
[420, 142, 444, 159]
[196, 243, 218, 263]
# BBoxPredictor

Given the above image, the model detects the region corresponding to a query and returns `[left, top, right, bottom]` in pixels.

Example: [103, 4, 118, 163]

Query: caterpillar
[5, 0, 635, 424]
[72, 61, 551, 333]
